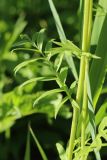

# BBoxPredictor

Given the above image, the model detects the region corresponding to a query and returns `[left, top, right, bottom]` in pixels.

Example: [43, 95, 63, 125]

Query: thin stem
[81, 58, 88, 150]
[67, 56, 85, 160]
[67, 0, 93, 160]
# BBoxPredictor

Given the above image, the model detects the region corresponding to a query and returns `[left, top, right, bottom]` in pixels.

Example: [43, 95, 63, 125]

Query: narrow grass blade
[91, 0, 107, 45]
[48, 0, 78, 80]
[78, 0, 84, 47]
[3, 16, 27, 56]
[48, 0, 66, 41]
[90, 15, 107, 107]
[24, 130, 30, 160]
[87, 74, 96, 139]
[95, 102, 107, 126]
[87, 74, 101, 160]
[29, 126, 48, 160]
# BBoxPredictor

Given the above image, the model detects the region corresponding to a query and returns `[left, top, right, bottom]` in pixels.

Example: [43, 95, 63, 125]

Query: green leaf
[24, 130, 30, 160]
[69, 81, 77, 94]
[87, 74, 96, 139]
[54, 53, 64, 72]
[87, 74, 101, 160]
[54, 96, 68, 119]
[92, 136, 102, 151]
[31, 32, 39, 47]
[59, 67, 68, 83]
[3, 16, 27, 56]
[82, 52, 101, 59]
[52, 40, 82, 58]
[13, 33, 31, 47]
[20, 34, 31, 42]
[37, 28, 45, 51]
[98, 116, 107, 132]
[48, 0, 66, 41]
[20, 77, 56, 88]
[98, 117, 107, 141]
[33, 88, 64, 106]
[48, 0, 78, 80]
[71, 99, 79, 110]
[65, 54, 78, 81]
[45, 39, 54, 52]
[11, 47, 40, 54]
[29, 126, 48, 160]
[91, 0, 107, 45]
[95, 102, 107, 126]
[56, 143, 67, 160]
[45, 39, 54, 59]
[90, 14, 107, 107]
[78, 0, 84, 46]
[14, 58, 44, 74]
[12, 40, 31, 47]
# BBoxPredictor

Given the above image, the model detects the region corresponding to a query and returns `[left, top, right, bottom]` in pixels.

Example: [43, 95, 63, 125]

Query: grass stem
[81, 0, 93, 159]
[67, 0, 93, 160]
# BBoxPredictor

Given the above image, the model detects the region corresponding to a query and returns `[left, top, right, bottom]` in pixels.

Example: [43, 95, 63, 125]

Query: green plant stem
[67, 42, 86, 160]
[67, 0, 93, 160]
[81, 0, 93, 159]
[81, 58, 88, 151]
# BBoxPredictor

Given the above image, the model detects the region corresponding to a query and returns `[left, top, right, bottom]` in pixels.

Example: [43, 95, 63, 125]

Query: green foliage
[48, 0, 78, 80]
[90, 13, 107, 107]
[56, 143, 67, 160]
[95, 102, 107, 126]
[0, 0, 107, 160]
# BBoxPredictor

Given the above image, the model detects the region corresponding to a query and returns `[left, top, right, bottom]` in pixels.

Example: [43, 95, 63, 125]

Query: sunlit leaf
[56, 143, 67, 160]
[14, 58, 44, 74]
[54, 54, 64, 72]
[54, 96, 68, 119]
[20, 77, 56, 88]
[59, 67, 68, 83]
[37, 28, 46, 51]
[33, 88, 64, 106]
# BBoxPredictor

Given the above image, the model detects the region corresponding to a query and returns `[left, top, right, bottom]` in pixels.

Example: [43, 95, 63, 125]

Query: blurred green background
[0, 0, 106, 160]
[0, 1, 80, 160]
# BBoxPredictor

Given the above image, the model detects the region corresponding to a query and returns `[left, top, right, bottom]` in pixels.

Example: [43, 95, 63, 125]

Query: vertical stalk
[81, 0, 93, 159]
[81, 59, 88, 151]
[67, 0, 93, 160]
